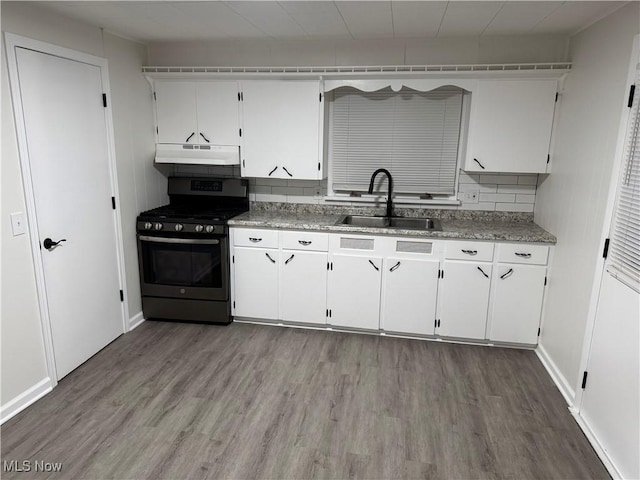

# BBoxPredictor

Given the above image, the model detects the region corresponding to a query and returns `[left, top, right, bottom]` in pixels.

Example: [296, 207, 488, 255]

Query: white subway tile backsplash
[460, 202, 496, 211]
[479, 193, 516, 203]
[497, 184, 537, 194]
[255, 193, 287, 203]
[254, 178, 289, 187]
[458, 172, 480, 184]
[479, 174, 519, 185]
[517, 174, 539, 185]
[495, 202, 534, 212]
[272, 186, 304, 196]
[459, 183, 497, 194]
[516, 194, 536, 204]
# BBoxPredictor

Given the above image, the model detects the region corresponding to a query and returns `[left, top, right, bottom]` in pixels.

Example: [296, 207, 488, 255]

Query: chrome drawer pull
[462, 249, 478, 255]
[249, 237, 262, 243]
[298, 240, 312, 246]
[515, 252, 532, 258]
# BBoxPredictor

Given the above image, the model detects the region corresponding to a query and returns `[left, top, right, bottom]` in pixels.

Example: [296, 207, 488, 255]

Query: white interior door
[15, 47, 124, 380]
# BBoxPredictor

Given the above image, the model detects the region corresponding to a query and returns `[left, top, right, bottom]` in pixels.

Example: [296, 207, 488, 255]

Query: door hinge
[544, 276, 547, 286]
[547, 154, 550, 164]
[326, 309, 329, 317]
[440, 270, 444, 279]
[329, 309, 332, 318]
[242, 159, 245, 168]
[327, 261, 330, 270]
[239, 128, 242, 137]
[319, 92, 322, 102]
[102, 93, 107, 108]
[537, 327, 541, 336]
[437, 319, 441, 328]
[233, 301, 235, 308]
[232, 255, 234, 264]
[119, 290, 124, 302]
[153, 91, 157, 101]
[111, 196, 116, 210]
[628, 85, 635, 108]
[581, 371, 588, 389]
[318, 162, 321, 171]
[555, 92, 558, 102]
[156, 126, 159, 135]
[238, 92, 241, 101]
[602, 238, 610, 259]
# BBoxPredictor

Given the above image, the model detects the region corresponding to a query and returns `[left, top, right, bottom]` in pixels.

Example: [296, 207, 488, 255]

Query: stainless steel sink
[338, 215, 442, 231]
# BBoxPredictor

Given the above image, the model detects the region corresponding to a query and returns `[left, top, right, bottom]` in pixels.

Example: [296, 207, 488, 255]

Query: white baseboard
[535, 343, 576, 406]
[571, 409, 623, 479]
[1, 377, 53, 425]
[128, 311, 145, 331]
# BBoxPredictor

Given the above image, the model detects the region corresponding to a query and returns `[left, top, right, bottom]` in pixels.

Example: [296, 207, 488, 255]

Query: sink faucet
[368, 168, 394, 218]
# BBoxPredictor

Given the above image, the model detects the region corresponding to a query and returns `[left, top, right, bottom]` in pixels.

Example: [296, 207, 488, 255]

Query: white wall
[148, 34, 569, 66]
[0, 2, 164, 414]
[535, 2, 640, 399]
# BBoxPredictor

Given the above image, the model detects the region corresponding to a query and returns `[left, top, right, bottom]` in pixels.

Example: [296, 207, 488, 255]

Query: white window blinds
[331, 87, 463, 195]
[608, 72, 640, 291]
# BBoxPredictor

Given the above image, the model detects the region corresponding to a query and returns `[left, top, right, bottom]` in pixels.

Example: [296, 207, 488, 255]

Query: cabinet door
[465, 79, 557, 173]
[196, 82, 240, 146]
[439, 261, 492, 340]
[381, 257, 439, 335]
[490, 265, 546, 344]
[155, 82, 198, 144]
[241, 80, 321, 179]
[233, 247, 279, 320]
[328, 254, 382, 330]
[280, 250, 328, 324]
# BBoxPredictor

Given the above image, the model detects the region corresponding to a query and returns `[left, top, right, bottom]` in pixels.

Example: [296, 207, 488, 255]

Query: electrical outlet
[461, 190, 479, 204]
[10, 212, 26, 236]
[313, 187, 323, 198]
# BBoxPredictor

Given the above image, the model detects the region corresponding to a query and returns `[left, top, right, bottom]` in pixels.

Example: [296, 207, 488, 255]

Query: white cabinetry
[233, 246, 279, 320]
[154, 81, 240, 146]
[381, 257, 439, 335]
[328, 253, 382, 330]
[488, 244, 548, 345]
[438, 241, 494, 340]
[464, 79, 558, 173]
[280, 232, 328, 325]
[241, 80, 323, 179]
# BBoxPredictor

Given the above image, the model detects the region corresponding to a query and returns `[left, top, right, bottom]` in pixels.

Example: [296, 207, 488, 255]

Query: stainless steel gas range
[136, 177, 248, 324]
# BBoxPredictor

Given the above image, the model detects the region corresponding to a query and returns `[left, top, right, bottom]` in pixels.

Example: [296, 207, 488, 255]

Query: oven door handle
[138, 235, 220, 245]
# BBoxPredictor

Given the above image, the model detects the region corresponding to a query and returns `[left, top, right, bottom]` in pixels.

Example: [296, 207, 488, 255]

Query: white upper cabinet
[155, 81, 240, 146]
[241, 80, 324, 180]
[464, 79, 558, 173]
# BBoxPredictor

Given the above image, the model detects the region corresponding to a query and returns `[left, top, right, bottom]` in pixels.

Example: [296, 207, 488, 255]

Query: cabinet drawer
[445, 241, 494, 262]
[497, 244, 549, 265]
[281, 231, 328, 251]
[233, 228, 278, 248]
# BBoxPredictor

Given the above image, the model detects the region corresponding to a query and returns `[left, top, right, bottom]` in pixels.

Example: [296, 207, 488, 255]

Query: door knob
[43, 238, 66, 250]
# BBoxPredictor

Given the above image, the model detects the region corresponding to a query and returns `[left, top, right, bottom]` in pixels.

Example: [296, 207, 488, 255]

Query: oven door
[137, 234, 228, 301]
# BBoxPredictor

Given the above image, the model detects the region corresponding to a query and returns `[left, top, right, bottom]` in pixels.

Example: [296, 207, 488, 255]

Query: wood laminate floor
[1, 321, 608, 480]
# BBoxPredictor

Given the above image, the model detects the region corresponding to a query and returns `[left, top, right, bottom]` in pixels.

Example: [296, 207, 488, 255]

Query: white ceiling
[31, 1, 627, 43]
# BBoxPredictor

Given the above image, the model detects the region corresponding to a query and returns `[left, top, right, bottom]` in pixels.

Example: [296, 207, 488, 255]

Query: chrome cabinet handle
[515, 252, 532, 258]
[389, 261, 401, 272]
[265, 253, 276, 263]
[473, 158, 485, 170]
[477, 266, 489, 278]
[285, 254, 295, 265]
[185, 132, 195, 142]
[268, 166, 278, 176]
[368, 259, 379, 271]
[199, 132, 210, 143]
[462, 249, 478, 255]
[500, 268, 514, 280]
[249, 237, 262, 243]
[298, 240, 312, 246]
[283, 166, 293, 177]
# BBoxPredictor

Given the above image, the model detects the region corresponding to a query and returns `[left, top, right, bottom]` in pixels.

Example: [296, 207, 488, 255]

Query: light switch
[10, 212, 26, 236]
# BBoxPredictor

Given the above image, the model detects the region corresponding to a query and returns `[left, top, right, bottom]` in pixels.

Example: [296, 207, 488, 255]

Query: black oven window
[143, 242, 223, 288]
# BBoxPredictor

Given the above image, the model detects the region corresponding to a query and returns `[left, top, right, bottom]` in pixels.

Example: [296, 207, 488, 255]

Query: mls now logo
[3, 460, 63, 473]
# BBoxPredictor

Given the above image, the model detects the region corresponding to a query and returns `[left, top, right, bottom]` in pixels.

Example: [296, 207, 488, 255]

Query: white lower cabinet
[439, 261, 492, 340]
[381, 257, 439, 335]
[328, 254, 382, 330]
[489, 264, 546, 344]
[280, 250, 327, 324]
[233, 246, 279, 320]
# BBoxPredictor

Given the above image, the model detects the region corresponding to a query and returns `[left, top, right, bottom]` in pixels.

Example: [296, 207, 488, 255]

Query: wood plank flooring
[1, 321, 609, 479]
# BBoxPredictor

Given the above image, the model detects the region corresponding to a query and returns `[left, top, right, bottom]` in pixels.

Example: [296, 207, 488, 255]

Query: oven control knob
[154, 223, 163, 231]
[144, 222, 153, 230]
[174, 224, 184, 232]
[195, 224, 204, 233]
[205, 225, 215, 233]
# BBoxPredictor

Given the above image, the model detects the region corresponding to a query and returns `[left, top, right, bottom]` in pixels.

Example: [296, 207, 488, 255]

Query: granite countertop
[228, 204, 557, 244]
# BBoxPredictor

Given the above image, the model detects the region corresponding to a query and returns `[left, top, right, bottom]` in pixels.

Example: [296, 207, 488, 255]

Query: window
[607, 72, 640, 291]
[329, 86, 464, 198]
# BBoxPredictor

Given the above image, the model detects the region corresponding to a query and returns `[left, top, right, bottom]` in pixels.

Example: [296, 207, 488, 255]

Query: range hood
[155, 144, 240, 166]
